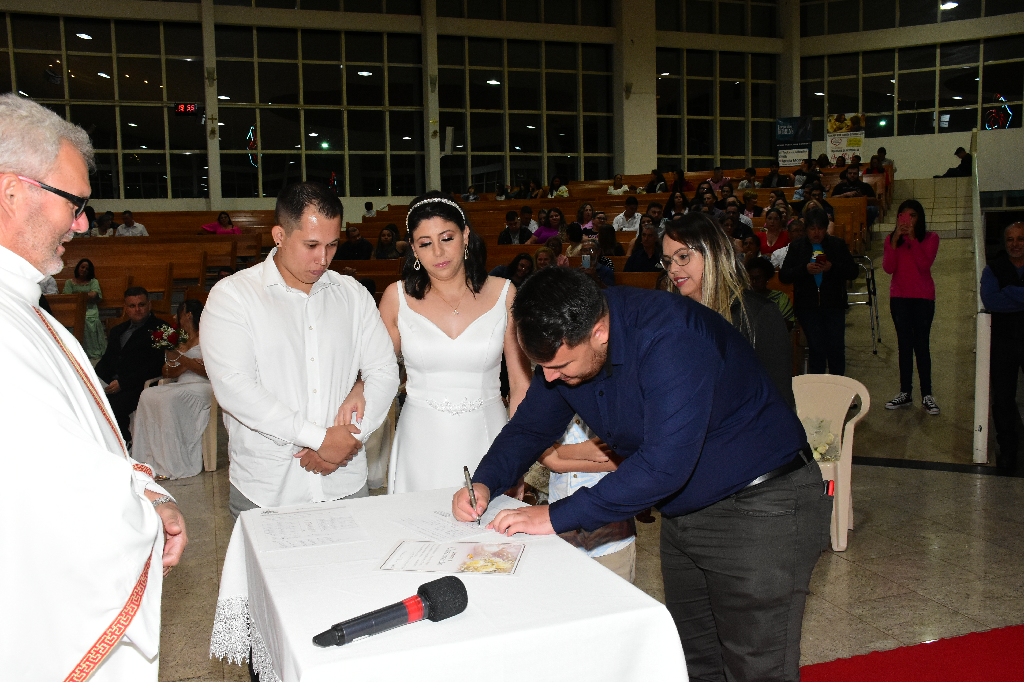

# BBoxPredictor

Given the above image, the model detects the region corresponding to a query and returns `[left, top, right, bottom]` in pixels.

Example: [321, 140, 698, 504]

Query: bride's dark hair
[402, 190, 488, 299]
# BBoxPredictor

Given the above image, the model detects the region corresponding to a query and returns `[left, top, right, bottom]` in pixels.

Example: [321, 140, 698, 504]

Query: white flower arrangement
[800, 417, 841, 462]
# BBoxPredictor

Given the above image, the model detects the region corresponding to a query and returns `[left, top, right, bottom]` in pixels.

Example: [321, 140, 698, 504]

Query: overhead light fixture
[140, 145, 147, 148]
[660, 72, 669, 76]
[878, 119, 887, 126]
[321, 142, 329, 148]
[953, 96, 963, 100]
[814, 92, 825, 96]
[295, 145, 300, 148]
[309, 132, 318, 136]
[76, 33, 92, 39]
[218, 95, 230, 100]
[940, 1, 958, 8]
[124, 74, 129, 78]
[144, 80, 148, 83]
[975, 77, 980, 81]
[456, 144, 463, 148]
[183, 152, 191, 155]
[515, 146, 521, 150]
[357, 71, 372, 76]
[218, 122, 225, 126]
[17, 90, 27, 96]
[486, 79, 500, 85]
[184, 58, 193, 62]
[98, 72, 110, 78]
[128, 123, 138, 127]
[526, 125, 535, 129]
[402, 136, 411, 140]
[735, 81, 739, 85]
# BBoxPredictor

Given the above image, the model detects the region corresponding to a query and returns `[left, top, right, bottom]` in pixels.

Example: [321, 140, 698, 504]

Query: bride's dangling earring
[413, 256, 421, 271]
[464, 244, 469, 260]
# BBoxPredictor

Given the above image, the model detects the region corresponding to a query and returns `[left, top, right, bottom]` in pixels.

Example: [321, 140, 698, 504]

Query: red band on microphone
[402, 596, 424, 623]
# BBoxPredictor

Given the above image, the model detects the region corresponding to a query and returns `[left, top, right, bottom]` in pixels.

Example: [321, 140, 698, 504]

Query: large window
[436, 0, 612, 26]
[656, 49, 777, 172]
[801, 35, 1024, 138]
[213, 0, 420, 13]
[216, 27, 425, 198]
[656, 0, 778, 37]
[799, 0, 1017, 37]
[437, 37, 613, 194]
[6, 14, 206, 200]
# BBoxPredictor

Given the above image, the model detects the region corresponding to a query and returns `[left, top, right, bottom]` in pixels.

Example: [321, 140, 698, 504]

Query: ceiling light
[526, 125, 535, 129]
[290, 161, 296, 164]
[814, 92, 824, 96]
[140, 145, 147, 148]
[975, 77, 980, 81]
[456, 144, 463, 148]
[878, 119, 887, 126]
[309, 132, 318, 136]
[218, 122, 225, 126]
[128, 123, 138, 127]
[953, 96, 963, 100]
[940, 1, 958, 8]
[98, 72, 110, 78]
[204, 166, 208, 169]
[184, 58, 193, 62]
[735, 81, 739, 85]
[183, 152, 191, 155]
[486, 79, 500, 85]
[76, 33, 92, 39]
[402, 136, 411, 140]
[890, 79, 896, 83]
[144, 80, 148, 83]
[124, 74, 129, 78]
[515, 146, 521, 150]
[357, 71, 372, 76]
[295, 145, 300, 148]
[17, 90, 27, 96]
[661, 72, 669, 76]
[218, 95, 230, 100]
[321, 142, 329, 148]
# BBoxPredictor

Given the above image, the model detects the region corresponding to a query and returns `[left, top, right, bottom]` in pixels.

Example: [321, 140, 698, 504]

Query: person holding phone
[779, 207, 859, 375]
[883, 200, 940, 414]
[578, 241, 614, 288]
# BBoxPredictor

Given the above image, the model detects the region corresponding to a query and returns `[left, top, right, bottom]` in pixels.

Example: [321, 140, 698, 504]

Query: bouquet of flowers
[151, 324, 188, 351]
[800, 416, 840, 462]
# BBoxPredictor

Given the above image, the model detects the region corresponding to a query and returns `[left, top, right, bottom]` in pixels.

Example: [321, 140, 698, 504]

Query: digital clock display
[173, 103, 198, 116]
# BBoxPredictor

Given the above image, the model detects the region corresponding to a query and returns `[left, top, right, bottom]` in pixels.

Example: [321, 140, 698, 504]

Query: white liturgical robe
[202, 248, 400, 508]
[0, 245, 168, 681]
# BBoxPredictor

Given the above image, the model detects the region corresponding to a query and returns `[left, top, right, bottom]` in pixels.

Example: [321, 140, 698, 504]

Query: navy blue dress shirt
[473, 287, 807, 534]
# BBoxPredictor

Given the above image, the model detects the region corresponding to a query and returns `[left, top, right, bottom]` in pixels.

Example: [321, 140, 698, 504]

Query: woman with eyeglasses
[62, 257, 107, 359]
[661, 213, 794, 408]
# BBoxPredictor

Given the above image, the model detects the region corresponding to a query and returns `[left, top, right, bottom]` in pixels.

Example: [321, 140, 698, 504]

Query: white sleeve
[350, 284, 401, 442]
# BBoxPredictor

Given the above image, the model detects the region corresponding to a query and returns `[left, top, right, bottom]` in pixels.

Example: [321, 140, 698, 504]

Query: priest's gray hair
[0, 93, 95, 179]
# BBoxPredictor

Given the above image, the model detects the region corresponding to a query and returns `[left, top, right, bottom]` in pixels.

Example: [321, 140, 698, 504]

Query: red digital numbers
[173, 103, 198, 116]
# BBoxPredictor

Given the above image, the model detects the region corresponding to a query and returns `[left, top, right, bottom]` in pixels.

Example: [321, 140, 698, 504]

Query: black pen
[463, 466, 479, 525]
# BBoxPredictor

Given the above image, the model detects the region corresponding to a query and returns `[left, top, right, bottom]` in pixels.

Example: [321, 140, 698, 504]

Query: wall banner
[826, 113, 865, 165]
[776, 116, 812, 165]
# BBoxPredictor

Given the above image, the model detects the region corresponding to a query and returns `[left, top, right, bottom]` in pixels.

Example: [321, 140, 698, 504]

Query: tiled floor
[155, 218, 1024, 680]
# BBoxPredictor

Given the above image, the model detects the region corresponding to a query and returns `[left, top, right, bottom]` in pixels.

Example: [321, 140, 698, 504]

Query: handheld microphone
[312, 576, 468, 647]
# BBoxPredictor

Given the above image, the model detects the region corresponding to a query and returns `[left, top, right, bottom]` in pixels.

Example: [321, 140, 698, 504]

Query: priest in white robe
[0, 93, 187, 681]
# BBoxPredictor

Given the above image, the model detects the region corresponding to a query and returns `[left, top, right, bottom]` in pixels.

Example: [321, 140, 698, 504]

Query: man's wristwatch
[151, 495, 174, 508]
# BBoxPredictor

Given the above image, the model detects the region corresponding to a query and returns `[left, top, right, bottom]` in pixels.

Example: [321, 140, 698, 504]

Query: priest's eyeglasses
[660, 248, 694, 269]
[17, 175, 90, 220]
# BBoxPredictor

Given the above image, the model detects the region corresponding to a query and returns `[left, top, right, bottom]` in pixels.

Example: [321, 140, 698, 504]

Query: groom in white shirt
[203, 182, 399, 517]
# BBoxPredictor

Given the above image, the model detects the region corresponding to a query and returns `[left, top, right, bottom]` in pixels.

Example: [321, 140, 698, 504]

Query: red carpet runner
[800, 624, 1024, 682]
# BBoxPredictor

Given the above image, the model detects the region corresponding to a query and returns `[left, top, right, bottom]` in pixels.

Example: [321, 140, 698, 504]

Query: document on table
[391, 495, 524, 542]
[253, 503, 368, 552]
[380, 540, 526, 575]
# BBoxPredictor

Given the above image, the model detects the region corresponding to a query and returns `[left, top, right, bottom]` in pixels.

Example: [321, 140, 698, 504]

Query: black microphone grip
[313, 598, 422, 647]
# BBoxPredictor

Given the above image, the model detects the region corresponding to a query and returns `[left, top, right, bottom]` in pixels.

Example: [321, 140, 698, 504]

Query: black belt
[744, 445, 812, 489]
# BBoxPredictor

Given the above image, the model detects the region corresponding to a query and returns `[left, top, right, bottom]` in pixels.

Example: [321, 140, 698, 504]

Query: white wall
[977, 128, 1024, 193]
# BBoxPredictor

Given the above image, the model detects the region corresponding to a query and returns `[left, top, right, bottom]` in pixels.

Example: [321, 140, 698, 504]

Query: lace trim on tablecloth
[250, 621, 281, 682]
[209, 597, 281, 682]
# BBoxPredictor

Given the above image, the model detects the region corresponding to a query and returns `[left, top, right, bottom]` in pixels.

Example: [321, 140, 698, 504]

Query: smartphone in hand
[582, 254, 591, 268]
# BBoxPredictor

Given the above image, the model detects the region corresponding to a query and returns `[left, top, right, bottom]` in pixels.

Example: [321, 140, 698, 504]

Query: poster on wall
[776, 116, 813, 166]
[826, 113, 865, 165]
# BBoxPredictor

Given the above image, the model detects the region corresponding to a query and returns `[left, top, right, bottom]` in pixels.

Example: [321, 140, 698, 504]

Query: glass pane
[467, 0, 501, 19]
[301, 30, 341, 62]
[751, 82, 776, 118]
[545, 42, 577, 71]
[391, 155, 424, 196]
[70, 105, 118, 150]
[941, 41, 979, 67]
[828, 53, 858, 78]
[829, 78, 859, 113]
[750, 5, 777, 37]
[827, 0, 858, 34]
[751, 54, 776, 80]
[170, 153, 209, 198]
[800, 3, 824, 37]
[658, 49, 682, 77]
[509, 113, 542, 153]
[508, 71, 540, 110]
[346, 65, 384, 107]
[582, 74, 610, 113]
[438, 68, 465, 109]
[687, 79, 713, 116]
[801, 56, 824, 80]
[939, 66, 978, 106]
[260, 109, 301, 149]
[12, 15, 60, 51]
[303, 0, 341, 12]
[983, 62, 1024, 104]
[389, 110, 424, 151]
[985, 0, 1019, 15]
[863, 75, 896, 112]
[509, 155, 540, 192]
[118, 58, 163, 102]
[983, 103, 1020, 130]
[257, 0, 299, 9]
[388, 34, 421, 64]
[441, 155, 467, 194]
[168, 110, 207, 150]
[508, 40, 541, 69]
[898, 71, 935, 110]
[348, 154, 386, 196]
[687, 119, 714, 156]
[687, 50, 713, 77]
[218, 107, 258, 150]
[469, 69, 504, 110]
[470, 154, 503, 192]
[0, 56, 11, 96]
[220, 153, 259, 198]
[938, 108, 977, 133]
[115, 23, 160, 55]
[257, 28, 298, 60]
[941, 0, 980, 21]
[120, 106, 165, 150]
[90, 153, 120, 199]
[899, 0, 937, 26]
[389, 66, 423, 107]
[544, 0, 575, 24]
[122, 153, 167, 198]
[437, 0, 463, 17]
[439, 111, 466, 149]
[469, 111, 503, 152]
[468, 38, 502, 68]
[303, 64, 343, 105]
[548, 155, 578, 183]
[584, 156, 612, 182]
[304, 154, 345, 195]
[216, 26, 254, 59]
[164, 23, 203, 58]
[581, 0, 611, 26]
[984, 36, 1024, 63]
[720, 52, 745, 79]
[546, 114, 577, 153]
[899, 46, 936, 71]
[800, 81, 826, 118]
[687, 0, 714, 33]
[752, 120, 773, 156]
[217, 61, 256, 103]
[719, 2, 746, 35]
[166, 58, 204, 103]
[68, 56, 115, 100]
[687, 156, 714, 172]
[387, 0, 420, 12]
[546, 72, 577, 112]
[259, 63, 299, 104]
[657, 77, 681, 116]
[582, 45, 611, 73]
[862, 50, 895, 74]
[437, 36, 465, 66]
[864, 113, 893, 137]
[897, 111, 934, 135]
[65, 18, 112, 54]
[862, 0, 895, 29]
[348, 110, 386, 150]
[304, 108, 345, 150]
[346, 33, 384, 63]
[719, 80, 745, 117]
[260, 154, 301, 198]
[658, 118, 682, 155]
[583, 115, 611, 154]
[720, 120, 745, 157]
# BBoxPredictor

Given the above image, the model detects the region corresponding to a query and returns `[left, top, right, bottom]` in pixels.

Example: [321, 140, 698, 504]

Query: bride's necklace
[434, 286, 470, 315]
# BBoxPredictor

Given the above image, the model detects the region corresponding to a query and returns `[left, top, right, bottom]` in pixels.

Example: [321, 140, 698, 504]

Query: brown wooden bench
[47, 293, 87, 342]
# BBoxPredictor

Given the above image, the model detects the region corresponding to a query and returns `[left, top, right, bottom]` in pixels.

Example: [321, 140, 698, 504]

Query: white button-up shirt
[115, 222, 149, 237]
[202, 249, 399, 508]
[613, 211, 640, 232]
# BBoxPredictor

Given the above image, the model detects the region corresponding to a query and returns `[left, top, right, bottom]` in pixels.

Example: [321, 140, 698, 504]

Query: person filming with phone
[779, 207, 859, 375]
[578, 240, 615, 288]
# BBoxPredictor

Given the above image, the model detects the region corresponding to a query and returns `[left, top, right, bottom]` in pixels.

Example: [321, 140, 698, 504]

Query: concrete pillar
[200, 0, 221, 205]
[777, 0, 801, 118]
[612, 0, 657, 175]
[421, 0, 441, 192]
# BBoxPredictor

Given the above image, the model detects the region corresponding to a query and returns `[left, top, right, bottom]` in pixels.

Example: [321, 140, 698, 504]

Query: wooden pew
[615, 271, 662, 289]
[47, 293, 88, 341]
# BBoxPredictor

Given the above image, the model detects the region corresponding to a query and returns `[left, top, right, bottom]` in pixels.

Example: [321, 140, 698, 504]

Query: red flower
[153, 330, 165, 341]
[167, 332, 180, 346]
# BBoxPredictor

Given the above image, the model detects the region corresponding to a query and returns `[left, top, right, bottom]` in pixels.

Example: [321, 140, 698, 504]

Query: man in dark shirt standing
[334, 224, 373, 260]
[454, 268, 831, 682]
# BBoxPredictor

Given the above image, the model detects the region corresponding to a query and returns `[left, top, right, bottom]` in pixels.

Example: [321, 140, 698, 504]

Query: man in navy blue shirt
[454, 268, 831, 681]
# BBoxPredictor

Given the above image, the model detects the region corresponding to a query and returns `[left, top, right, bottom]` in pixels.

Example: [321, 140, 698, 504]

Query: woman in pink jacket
[883, 199, 940, 414]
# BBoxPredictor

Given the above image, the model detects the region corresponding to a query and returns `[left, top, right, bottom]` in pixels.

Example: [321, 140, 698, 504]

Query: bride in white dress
[378, 191, 531, 493]
[132, 299, 213, 479]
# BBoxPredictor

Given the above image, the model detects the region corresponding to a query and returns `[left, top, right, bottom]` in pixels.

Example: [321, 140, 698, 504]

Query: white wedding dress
[388, 279, 511, 494]
[132, 344, 213, 479]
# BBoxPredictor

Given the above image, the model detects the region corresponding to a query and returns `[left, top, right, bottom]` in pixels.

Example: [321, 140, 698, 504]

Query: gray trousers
[229, 481, 370, 520]
[660, 459, 832, 682]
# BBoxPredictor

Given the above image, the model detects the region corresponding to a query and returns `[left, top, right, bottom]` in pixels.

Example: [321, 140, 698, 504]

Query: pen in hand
[463, 466, 479, 525]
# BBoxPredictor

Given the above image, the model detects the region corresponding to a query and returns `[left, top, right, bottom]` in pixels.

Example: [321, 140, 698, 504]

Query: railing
[971, 128, 991, 464]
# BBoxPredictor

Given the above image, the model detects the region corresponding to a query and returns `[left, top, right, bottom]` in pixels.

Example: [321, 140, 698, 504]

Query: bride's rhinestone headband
[406, 197, 466, 230]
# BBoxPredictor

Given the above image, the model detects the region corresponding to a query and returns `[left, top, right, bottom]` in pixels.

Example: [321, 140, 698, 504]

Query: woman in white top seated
[132, 299, 213, 480]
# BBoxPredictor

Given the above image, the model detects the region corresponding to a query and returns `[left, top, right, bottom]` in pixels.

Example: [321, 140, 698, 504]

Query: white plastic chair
[141, 377, 219, 473]
[792, 374, 870, 552]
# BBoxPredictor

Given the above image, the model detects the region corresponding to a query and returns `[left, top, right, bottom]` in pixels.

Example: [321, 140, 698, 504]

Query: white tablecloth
[221, 487, 686, 682]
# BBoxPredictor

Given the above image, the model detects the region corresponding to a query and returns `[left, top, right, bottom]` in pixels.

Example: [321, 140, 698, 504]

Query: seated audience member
[201, 211, 240, 234]
[816, 153, 832, 169]
[773, 198, 791, 222]
[865, 155, 885, 175]
[589, 210, 609, 237]
[92, 211, 115, 237]
[759, 208, 790, 255]
[807, 184, 836, 222]
[613, 195, 641, 232]
[742, 234, 762, 266]
[534, 245, 557, 269]
[95, 287, 167, 444]
[363, 201, 376, 218]
[116, 210, 148, 237]
[877, 146, 895, 170]
[607, 173, 631, 195]
[627, 214, 655, 256]
[746, 257, 795, 331]
[74, 206, 96, 238]
[661, 213, 794, 407]
[762, 161, 791, 188]
[780, 207, 859, 376]
[701, 191, 726, 222]
[742, 189, 763, 219]
[498, 210, 533, 245]
[335, 224, 373, 260]
[63, 257, 107, 359]
[715, 182, 736, 210]
[771, 218, 806, 269]
[526, 178, 546, 199]
[373, 224, 407, 259]
[490, 252, 535, 287]
[597, 224, 625, 261]
[831, 165, 878, 227]
[723, 201, 755, 240]
[851, 154, 861, 166]
[495, 184, 512, 200]
[528, 207, 565, 244]
[548, 175, 569, 198]
[738, 167, 760, 190]
[646, 201, 666, 229]
[793, 159, 814, 187]
[670, 172, 695, 194]
[564, 222, 585, 257]
[625, 222, 663, 272]
[709, 166, 732, 191]
[131, 299, 213, 480]
[644, 169, 668, 194]
[665, 191, 688, 221]
[519, 205, 539, 233]
[835, 156, 847, 168]
[464, 185, 480, 202]
[578, 241, 614, 288]
[577, 203, 595, 231]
